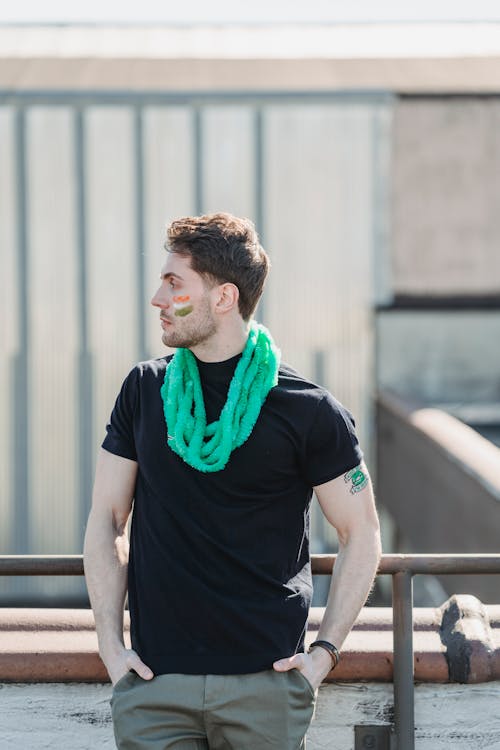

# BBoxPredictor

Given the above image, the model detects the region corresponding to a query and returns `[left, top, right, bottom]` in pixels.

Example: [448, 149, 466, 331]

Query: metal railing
[314, 553, 500, 749]
[1, 553, 500, 749]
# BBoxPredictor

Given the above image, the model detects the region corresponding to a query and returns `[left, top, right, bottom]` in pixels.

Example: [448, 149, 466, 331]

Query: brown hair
[165, 212, 270, 321]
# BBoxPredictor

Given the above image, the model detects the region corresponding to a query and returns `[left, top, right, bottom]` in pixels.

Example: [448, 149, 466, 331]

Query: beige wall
[391, 98, 500, 296]
[376, 97, 500, 406]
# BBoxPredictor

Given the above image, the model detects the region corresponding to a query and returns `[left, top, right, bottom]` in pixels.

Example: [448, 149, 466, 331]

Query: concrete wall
[376, 96, 500, 407]
[2, 682, 500, 749]
[391, 98, 500, 297]
[376, 311, 500, 403]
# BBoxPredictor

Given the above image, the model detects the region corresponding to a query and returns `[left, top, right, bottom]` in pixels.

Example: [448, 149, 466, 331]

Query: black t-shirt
[102, 352, 363, 676]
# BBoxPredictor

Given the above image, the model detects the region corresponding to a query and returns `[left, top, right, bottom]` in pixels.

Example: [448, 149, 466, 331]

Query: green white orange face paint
[344, 465, 369, 494]
[173, 295, 193, 317]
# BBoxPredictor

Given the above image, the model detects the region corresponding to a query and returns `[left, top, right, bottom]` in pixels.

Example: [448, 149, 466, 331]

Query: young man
[84, 212, 381, 750]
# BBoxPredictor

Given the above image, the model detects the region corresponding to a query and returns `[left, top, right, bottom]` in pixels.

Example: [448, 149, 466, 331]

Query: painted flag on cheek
[173, 295, 193, 317]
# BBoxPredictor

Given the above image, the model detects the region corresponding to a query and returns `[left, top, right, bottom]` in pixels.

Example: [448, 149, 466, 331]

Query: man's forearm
[316, 528, 381, 650]
[83, 510, 129, 660]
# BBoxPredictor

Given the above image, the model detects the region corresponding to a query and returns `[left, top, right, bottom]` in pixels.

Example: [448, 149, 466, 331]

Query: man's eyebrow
[160, 271, 184, 281]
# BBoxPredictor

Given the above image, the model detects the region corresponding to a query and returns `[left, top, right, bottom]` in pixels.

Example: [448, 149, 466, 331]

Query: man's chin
[162, 331, 189, 349]
[162, 332, 177, 348]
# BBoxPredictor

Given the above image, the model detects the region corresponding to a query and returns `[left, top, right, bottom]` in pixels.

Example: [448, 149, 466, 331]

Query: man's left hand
[272, 646, 333, 691]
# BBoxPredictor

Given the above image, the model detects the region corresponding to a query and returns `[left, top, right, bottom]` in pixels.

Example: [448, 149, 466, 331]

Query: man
[84, 212, 381, 750]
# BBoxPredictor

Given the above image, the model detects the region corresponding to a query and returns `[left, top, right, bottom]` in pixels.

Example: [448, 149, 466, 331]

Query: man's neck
[190, 319, 250, 363]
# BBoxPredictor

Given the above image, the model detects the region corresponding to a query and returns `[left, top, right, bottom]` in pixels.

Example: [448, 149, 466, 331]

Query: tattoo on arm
[344, 464, 368, 494]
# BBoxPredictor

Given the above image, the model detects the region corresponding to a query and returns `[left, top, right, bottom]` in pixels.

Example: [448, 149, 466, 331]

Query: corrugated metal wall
[0, 94, 391, 602]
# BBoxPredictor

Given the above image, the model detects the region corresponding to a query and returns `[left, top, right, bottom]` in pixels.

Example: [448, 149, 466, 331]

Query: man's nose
[151, 288, 168, 308]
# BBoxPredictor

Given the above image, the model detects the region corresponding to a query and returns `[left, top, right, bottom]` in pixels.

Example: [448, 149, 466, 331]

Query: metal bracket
[354, 724, 392, 750]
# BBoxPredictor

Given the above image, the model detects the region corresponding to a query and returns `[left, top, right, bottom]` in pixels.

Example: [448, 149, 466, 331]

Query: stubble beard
[161, 302, 217, 350]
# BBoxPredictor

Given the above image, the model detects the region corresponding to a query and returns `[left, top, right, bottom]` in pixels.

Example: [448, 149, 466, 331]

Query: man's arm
[273, 461, 381, 688]
[83, 447, 154, 685]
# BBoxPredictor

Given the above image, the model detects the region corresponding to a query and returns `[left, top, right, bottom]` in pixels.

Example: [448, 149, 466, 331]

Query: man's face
[151, 253, 217, 349]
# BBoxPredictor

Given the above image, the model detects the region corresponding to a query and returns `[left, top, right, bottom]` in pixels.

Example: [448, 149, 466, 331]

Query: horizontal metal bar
[5, 550, 494, 750]
[0, 89, 394, 107]
[0, 556, 84, 576]
[313, 553, 500, 576]
[1, 553, 500, 577]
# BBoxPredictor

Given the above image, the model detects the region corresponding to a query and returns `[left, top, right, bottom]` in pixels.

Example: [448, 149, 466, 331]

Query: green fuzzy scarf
[160, 321, 280, 473]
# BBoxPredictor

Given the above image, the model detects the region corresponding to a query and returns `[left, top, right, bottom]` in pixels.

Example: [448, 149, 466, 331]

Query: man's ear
[214, 283, 239, 314]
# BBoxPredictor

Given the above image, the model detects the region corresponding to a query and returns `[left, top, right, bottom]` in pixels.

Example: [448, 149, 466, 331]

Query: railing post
[392, 570, 414, 750]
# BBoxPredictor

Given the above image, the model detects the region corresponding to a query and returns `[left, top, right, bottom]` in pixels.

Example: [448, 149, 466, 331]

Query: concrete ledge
[376, 390, 500, 603]
[2, 57, 500, 93]
[1, 596, 498, 683]
[377, 389, 500, 500]
[2, 24, 500, 93]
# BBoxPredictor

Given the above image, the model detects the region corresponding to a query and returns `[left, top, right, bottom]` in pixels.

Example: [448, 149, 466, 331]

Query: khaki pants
[111, 668, 317, 749]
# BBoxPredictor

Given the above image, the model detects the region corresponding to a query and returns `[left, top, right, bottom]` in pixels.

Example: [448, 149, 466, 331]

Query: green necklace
[160, 321, 280, 473]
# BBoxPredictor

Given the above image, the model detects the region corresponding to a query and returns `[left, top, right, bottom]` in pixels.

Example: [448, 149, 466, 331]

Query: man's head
[166, 212, 269, 322]
[151, 212, 269, 351]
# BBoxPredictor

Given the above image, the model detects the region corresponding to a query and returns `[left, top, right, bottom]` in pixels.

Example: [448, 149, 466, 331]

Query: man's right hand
[106, 647, 155, 686]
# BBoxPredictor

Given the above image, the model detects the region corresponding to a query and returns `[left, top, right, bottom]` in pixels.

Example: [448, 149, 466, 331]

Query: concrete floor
[2, 682, 500, 749]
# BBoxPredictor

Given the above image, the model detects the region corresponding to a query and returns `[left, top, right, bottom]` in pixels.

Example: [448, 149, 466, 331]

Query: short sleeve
[301, 391, 364, 487]
[102, 367, 138, 461]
